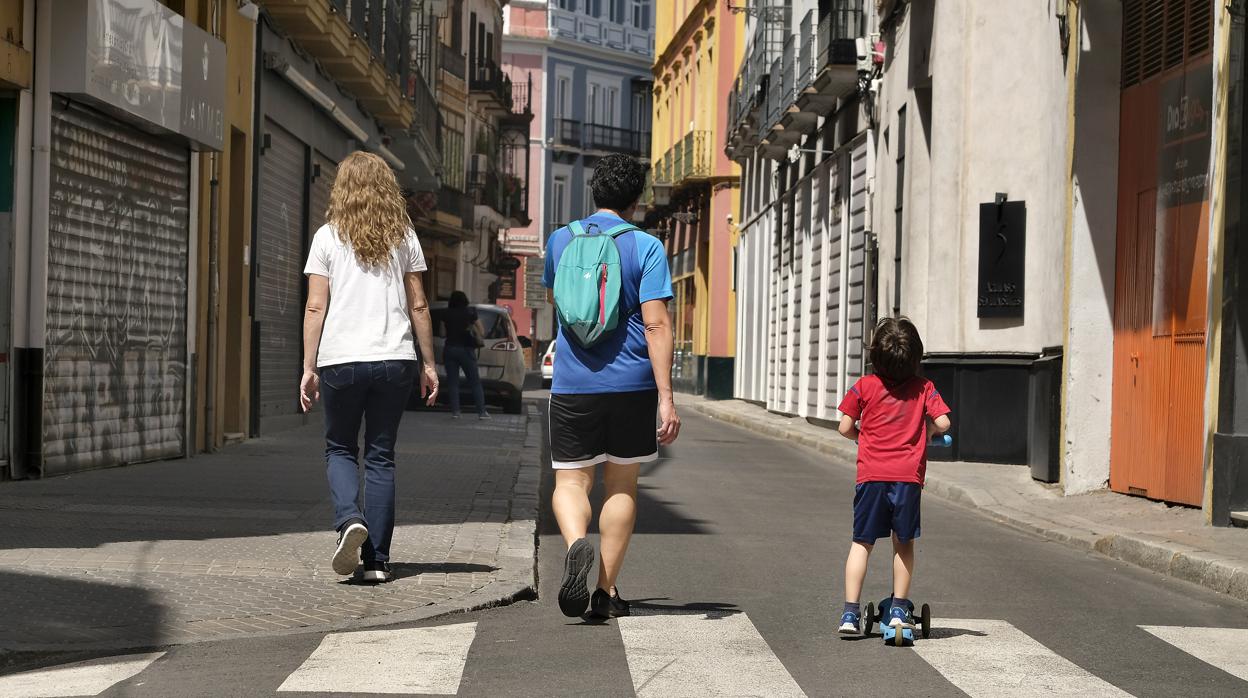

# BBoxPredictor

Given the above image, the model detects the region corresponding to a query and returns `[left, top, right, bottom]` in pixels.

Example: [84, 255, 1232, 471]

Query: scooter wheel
[920, 603, 931, 639]
[863, 602, 876, 636]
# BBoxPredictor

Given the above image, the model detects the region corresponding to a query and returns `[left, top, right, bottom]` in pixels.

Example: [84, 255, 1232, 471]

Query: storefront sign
[524, 256, 547, 308]
[1158, 63, 1212, 209]
[50, 0, 226, 151]
[977, 198, 1026, 319]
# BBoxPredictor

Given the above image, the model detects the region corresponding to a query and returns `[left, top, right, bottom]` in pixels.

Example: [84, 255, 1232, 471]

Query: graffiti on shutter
[44, 103, 190, 474]
[256, 120, 307, 421]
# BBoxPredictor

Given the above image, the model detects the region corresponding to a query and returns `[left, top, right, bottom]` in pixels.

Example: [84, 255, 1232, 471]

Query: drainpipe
[204, 0, 223, 452]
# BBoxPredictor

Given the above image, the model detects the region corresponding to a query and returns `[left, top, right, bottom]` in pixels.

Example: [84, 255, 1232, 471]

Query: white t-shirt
[303, 224, 428, 367]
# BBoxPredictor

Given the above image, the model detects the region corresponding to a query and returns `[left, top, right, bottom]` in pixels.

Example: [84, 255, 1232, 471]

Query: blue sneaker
[888, 603, 915, 629]
[838, 611, 861, 635]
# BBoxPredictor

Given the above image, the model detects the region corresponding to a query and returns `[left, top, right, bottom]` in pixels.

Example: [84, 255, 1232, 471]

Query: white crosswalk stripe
[276, 622, 477, 695]
[1140, 625, 1248, 683]
[0, 652, 165, 698]
[616, 612, 806, 697]
[911, 619, 1132, 697]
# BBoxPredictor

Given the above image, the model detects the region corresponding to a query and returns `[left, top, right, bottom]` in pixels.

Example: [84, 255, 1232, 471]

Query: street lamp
[652, 182, 672, 207]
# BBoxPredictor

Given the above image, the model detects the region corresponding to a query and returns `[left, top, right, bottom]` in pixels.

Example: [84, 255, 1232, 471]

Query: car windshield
[430, 307, 511, 340]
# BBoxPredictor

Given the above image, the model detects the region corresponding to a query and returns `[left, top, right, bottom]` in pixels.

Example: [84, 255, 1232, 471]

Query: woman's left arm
[301, 274, 330, 412]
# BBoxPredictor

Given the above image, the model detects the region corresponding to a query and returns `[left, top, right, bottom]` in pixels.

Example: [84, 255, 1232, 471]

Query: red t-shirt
[837, 374, 951, 485]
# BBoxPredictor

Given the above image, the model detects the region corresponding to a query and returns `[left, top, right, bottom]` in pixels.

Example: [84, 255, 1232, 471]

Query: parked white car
[415, 302, 528, 414]
[540, 341, 555, 388]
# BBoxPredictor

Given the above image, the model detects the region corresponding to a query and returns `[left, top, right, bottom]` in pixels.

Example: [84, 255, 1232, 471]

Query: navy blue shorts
[852, 481, 922, 543]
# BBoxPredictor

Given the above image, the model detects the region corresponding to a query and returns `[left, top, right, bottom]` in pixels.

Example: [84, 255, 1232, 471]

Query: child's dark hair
[869, 317, 924, 383]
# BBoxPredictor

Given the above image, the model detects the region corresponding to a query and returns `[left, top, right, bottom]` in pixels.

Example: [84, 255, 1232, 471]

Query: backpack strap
[568, 220, 587, 236]
[603, 222, 639, 238]
[611, 225, 643, 317]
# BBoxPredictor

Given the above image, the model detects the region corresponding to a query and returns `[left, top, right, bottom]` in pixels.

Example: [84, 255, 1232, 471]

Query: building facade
[728, 0, 872, 416]
[502, 0, 654, 358]
[648, 0, 743, 398]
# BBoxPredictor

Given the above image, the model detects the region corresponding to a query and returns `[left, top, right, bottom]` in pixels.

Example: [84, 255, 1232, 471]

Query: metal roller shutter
[309, 151, 337, 235]
[256, 120, 307, 422]
[44, 103, 190, 474]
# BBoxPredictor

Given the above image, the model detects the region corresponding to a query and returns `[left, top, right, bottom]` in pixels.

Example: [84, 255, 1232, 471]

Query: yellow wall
[186, 1, 255, 450]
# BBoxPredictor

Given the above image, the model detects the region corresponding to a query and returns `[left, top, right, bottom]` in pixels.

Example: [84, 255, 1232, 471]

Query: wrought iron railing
[469, 56, 514, 111]
[470, 159, 529, 223]
[441, 43, 465, 80]
[584, 124, 647, 156]
[554, 118, 582, 147]
[331, 0, 410, 81]
[406, 64, 441, 153]
[510, 75, 533, 115]
[672, 130, 711, 183]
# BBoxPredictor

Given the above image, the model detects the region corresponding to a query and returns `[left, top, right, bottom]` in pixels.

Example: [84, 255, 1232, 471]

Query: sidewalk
[681, 394, 1248, 604]
[0, 406, 541, 656]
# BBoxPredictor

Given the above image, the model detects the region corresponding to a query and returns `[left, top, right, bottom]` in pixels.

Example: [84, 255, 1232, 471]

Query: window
[557, 0, 574, 9]
[610, 0, 626, 23]
[585, 0, 601, 17]
[552, 176, 569, 230]
[632, 0, 650, 29]
[556, 77, 571, 119]
[584, 181, 596, 215]
[450, 0, 463, 51]
[588, 83, 599, 124]
[441, 111, 466, 192]
[605, 87, 618, 127]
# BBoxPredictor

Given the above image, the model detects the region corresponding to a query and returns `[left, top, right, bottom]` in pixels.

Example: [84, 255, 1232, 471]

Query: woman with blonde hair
[300, 151, 439, 583]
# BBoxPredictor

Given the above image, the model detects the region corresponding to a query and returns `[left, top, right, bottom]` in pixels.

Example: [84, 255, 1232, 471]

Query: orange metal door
[1111, 2, 1210, 506]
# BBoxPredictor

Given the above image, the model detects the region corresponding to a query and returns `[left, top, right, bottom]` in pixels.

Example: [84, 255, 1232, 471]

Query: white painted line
[277, 622, 476, 695]
[1140, 626, 1248, 682]
[616, 612, 806, 697]
[0, 652, 165, 697]
[912, 619, 1131, 697]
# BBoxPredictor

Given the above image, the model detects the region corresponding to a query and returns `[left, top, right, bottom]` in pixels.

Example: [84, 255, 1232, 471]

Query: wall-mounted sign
[50, 0, 226, 151]
[525, 256, 547, 308]
[977, 197, 1026, 319]
[496, 268, 517, 300]
[1158, 62, 1212, 209]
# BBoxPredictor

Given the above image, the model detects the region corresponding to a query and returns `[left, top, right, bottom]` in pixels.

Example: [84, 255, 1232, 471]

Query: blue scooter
[861, 433, 947, 646]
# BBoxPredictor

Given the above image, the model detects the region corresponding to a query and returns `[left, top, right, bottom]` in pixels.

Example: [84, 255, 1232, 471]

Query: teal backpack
[553, 220, 639, 348]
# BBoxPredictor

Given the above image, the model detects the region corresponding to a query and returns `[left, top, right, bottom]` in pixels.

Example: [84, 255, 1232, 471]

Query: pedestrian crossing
[3, 617, 1246, 697]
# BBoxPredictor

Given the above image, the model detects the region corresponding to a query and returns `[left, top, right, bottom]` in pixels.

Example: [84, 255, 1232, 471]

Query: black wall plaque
[977, 198, 1026, 318]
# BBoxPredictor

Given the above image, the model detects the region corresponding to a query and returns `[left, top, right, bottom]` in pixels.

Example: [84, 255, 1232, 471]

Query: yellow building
[648, 0, 743, 398]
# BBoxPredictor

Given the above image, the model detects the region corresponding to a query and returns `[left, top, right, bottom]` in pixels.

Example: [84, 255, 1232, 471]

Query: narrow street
[7, 400, 1246, 697]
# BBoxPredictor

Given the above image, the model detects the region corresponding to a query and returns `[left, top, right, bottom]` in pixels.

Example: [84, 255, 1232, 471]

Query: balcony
[471, 158, 530, 228]
[671, 130, 711, 185]
[501, 75, 536, 131]
[263, 0, 413, 129]
[548, 7, 653, 57]
[441, 43, 466, 81]
[584, 124, 649, 158]
[552, 118, 583, 149]
[726, 23, 780, 160]
[437, 185, 474, 233]
[469, 56, 514, 115]
[795, 8, 862, 114]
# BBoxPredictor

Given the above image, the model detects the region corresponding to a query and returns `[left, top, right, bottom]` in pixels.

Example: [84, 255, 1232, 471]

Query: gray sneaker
[356, 561, 393, 583]
[478, 412, 492, 420]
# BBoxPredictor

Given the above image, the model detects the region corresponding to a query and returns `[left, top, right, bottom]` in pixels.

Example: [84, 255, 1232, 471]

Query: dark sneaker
[557, 538, 595, 617]
[588, 588, 631, 619]
[888, 603, 915, 629]
[356, 560, 393, 583]
[332, 519, 369, 576]
[838, 611, 862, 634]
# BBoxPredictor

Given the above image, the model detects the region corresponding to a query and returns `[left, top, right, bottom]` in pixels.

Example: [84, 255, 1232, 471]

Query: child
[835, 317, 950, 634]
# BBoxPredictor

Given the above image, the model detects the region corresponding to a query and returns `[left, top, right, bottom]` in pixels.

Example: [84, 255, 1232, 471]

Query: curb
[687, 399, 1248, 605]
[0, 406, 544, 661]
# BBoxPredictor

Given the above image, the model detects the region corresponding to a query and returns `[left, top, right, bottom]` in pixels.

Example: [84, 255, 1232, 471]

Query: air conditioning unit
[470, 153, 491, 176]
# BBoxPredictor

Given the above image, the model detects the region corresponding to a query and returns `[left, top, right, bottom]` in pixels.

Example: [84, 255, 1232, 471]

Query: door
[255, 119, 307, 429]
[1110, 0, 1212, 505]
[44, 102, 190, 473]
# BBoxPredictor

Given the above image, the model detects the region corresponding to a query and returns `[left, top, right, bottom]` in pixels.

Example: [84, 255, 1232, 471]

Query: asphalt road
[5, 395, 1248, 697]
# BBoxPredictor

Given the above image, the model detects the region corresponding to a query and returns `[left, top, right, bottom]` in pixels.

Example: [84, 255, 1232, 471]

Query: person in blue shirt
[542, 154, 681, 620]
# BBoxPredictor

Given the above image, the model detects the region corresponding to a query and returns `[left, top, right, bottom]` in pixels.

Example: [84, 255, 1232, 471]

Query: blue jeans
[321, 360, 415, 563]
[443, 345, 485, 415]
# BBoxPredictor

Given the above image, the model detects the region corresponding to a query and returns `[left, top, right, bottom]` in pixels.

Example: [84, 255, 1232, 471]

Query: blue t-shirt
[542, 211, 673, 394]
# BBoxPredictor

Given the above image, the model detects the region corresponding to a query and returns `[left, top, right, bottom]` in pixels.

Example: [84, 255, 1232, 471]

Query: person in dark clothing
[442, 291, 489, 419]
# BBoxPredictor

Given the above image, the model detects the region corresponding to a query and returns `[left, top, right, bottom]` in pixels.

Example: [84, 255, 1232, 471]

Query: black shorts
[549, 390, 659, 469]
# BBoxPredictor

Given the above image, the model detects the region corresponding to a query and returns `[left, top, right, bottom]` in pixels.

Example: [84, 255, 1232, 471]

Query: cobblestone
[0, 405, 541, 652]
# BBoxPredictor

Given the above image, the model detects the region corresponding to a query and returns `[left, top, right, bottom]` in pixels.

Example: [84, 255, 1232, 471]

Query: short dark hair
[590, 154, 647, 211]
[449, 290, 470, 308]
[869, 317, 924, 384]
